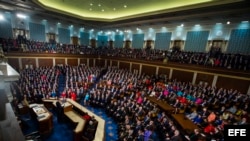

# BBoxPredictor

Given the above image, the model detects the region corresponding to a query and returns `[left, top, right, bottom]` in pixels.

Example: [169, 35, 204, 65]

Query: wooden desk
[64, 110, 85, 133]
[67, 99, 105, 141]
[42, 98, 105, 141]
[146, 96, 175, 112]
[171, 114, 199, 134]
[29, 103, 53, 135]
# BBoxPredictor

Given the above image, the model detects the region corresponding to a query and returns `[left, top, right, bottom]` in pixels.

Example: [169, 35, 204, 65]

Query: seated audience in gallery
[2, 37, 250, 71]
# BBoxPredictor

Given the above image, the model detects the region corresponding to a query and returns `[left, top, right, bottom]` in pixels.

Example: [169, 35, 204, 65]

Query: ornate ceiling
[34, 0, 216, 21]
[0, 0, 249, 30]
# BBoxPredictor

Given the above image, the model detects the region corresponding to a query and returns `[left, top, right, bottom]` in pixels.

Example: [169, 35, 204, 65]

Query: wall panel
[67, 59, 78, 66]
[131, 63, 140, 72]
[55, 59, 65, 65]
[119, 62, 130, 70]
[80, 59, 87, 65]
[142, 65, 156, 75]
[217, 76, 250, 93]
[106, 60, 111, 67]
[111, 60, 118, 67]
[195, 73, 214, 85]
[172, 70, 193, 82]
[89, 59, 94, 67]
[21, 58, 36, 69]
[158, 67, 170, 76]
[38, 58, 53, 67]
[95, 59, 105, 67]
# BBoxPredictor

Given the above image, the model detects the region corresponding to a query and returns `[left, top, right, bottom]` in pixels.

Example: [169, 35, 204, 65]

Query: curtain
[227, 29, 250, 54]
[58, 28, 70, 44]
[185, 31, 209, 52]
[29, 22, 45, 41]
[132, 34, 144, 49]
[155, 32, 172, 50]
[114, 34, 124, 48]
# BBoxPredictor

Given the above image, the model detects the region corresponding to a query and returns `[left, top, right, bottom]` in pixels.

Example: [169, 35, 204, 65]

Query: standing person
[61, 89, 66, 102]
[71, 91, 77, 101]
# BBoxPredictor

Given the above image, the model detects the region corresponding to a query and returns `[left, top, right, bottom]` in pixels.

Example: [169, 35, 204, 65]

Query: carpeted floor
[20, 108, 74, 141]
[43, 109, 74, 141]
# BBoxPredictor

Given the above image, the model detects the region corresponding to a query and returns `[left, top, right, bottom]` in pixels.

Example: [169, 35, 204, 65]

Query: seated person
[203, 123, 215, 134]
[192, 114, 203, 125]
[83, 120, 96, 140]
[186, 110, 198, 120]
[186, 128, 203, 141]
[207, 111, 216, 123]
[82, 113, 91, 121]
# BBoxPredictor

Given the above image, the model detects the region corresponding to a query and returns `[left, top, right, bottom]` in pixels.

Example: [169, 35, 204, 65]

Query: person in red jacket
[61, 90, 67, 102]
[204, 123, 215, 134]
[71, 91, 77, 101]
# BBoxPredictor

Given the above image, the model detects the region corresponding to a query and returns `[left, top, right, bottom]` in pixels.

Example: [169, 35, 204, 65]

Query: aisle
[85, 106, 119, 141]
[57, 74, 65, 97]
[80, 67, 119, 141]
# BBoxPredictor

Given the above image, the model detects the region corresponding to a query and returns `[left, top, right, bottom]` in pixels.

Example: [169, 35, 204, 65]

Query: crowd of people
[79, 66, 249, 141]
[10, 63, 250, 141]
[1, 37, 250, 71]
[5, 32, 249, 141]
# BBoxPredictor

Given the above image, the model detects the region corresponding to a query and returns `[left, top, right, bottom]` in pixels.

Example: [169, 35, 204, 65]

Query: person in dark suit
[136, 129, 144, 141]
[56, 101, 64, 122]
[165, 130, 183, 141]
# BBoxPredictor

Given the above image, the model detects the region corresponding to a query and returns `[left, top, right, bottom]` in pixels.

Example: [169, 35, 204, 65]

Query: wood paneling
[158, 67, 170, 76]
[196, 73, 214, 85]
[89, 59, 94, 67]
[67, 59, 78, 66]
[80, 59, 87, 65]
[119, 62, 130, 70]
[106, 60, 110, 67]
[95, 59, 105, 67]
[111, 60, 118, 67]
[172, 70, 193, 83]
[21, 58, 36, 69]
[217, 76, 250, 94]
[55, 59, 65, 65]
[7, 58, 19, 70]
[131, 63, 140, 72]
[38, 58, 53, 67]
[142, 65, 156, 75]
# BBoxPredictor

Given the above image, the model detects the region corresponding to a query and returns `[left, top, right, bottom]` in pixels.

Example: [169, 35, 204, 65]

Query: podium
[30, 104, 53, 135]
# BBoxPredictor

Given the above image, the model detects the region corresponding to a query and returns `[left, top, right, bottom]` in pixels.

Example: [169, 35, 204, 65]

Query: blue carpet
[20, 109, 74, 141]
[20, 113, 39, 136]
[85, 106, 119, 141]
[43, 109, 74, 141]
